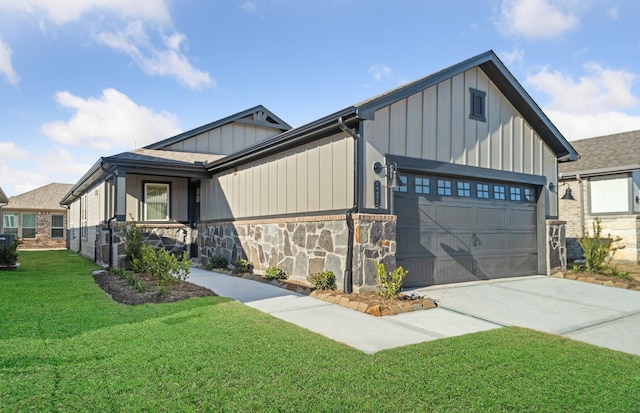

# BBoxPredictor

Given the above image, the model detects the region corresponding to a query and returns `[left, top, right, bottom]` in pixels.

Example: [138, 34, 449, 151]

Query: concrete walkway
[189, 269, 640, 356]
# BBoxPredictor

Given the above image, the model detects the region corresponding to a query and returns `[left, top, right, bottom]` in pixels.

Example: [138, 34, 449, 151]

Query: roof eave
[560, 164, 640, 180]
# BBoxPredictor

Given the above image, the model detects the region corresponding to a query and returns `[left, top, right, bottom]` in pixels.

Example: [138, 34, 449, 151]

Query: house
[0, 186, 8, 232]
[62, 50, 578, 292]
[2, 183, 73, 249]
[559, 130, 640, 263]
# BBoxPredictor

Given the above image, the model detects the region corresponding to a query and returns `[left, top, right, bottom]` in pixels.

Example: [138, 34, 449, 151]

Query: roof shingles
[5, 183, 73, 211]
[559, 130, 640, 176]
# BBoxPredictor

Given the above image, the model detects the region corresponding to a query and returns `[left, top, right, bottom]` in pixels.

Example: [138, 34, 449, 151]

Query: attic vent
[469, 88, 486, 122]
[253, 111, 265, 122]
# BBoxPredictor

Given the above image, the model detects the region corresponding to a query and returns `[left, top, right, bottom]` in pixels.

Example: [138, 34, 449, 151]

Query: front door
[188, 181, 201, 257]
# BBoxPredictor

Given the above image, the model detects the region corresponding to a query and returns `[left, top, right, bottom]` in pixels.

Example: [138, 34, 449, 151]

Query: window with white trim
[145, 183, 170, 221]
[22, 213, 36, 239]
[3, 213, 18, 236]
[590, 176, 628, 213]
[51, 214, 64, 239]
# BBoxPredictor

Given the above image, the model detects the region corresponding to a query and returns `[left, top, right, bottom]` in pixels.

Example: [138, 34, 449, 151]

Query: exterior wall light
[372, 161, 403, 188]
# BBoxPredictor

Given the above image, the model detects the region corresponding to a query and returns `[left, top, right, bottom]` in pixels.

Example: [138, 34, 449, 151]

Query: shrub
[136, 245, 192, 287]
[375, 263, 408, 299]
[233, 258, 253, 274]
[109, 267, 146, 292]
[577, 217, 624, 273]
[207, 255, 228, 270]
[265, 266, 287, 280]
[0, 239, 20, 267]
[123, 221, 146, 271]
[307, 271, 336, 290]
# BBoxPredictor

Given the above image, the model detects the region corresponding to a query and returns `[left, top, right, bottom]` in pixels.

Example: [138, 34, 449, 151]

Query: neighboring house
[559, 130, 640, 263]
[2, 183, 73, 249]
[62, 50, 577, 292]
[0, 186, 8, 233]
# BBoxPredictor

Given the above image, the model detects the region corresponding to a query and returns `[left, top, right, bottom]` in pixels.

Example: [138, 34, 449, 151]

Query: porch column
[115, 170, 126, 222]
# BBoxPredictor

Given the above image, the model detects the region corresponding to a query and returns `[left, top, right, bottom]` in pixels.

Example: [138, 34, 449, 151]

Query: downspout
[337, 117, 359, 294]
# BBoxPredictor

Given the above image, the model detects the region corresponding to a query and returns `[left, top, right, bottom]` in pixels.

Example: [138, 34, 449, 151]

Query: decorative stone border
[553, 271, 640, 291]
[204, 267, 437, 317]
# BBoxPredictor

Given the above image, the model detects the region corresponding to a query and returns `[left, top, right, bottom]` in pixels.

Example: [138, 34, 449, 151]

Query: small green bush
[265, 266, 287, 280]
[0, 239, 20, 266]
[123, 221, 146, 271]
[233, 258, 253, 274]
[307, 271, 336, 290]
[136, 245, 192, 286]
[578, 217, 624, 274]
[207, 255, 228, 270]
[375, 263, 408, 299]
[109, 267, 146, 292]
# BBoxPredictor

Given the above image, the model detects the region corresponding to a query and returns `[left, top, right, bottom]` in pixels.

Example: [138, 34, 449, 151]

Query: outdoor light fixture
[561, 188, 575, 201]
[372, 161, 403, 188]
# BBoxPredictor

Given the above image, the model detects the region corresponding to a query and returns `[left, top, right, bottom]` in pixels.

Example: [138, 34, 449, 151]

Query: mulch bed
[93, 270, 216, 305]
[556, 270, 640, 291]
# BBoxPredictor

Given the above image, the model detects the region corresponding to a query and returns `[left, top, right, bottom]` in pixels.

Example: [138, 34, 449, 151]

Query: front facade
[64, 51, 577, 291]
[559, 130, 640, 263]
[2, 183, 72, 249]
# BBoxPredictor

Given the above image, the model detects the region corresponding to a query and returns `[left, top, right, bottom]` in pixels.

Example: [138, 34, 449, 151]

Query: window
[524, 188, 535, 202]
[81, 195, 88, 239]
[145, 183, 170, 220]
[415, 177, 430, 194]
[457, 181, 471, 197]
[3, 213, 18, 236]
[477, 183, 489, 199]
[493, 185, 506, 200]
[22, 213, 36, 239]
[393, 176, 408, 193]
[51, 214, 64, 239]
[510, 187, 522, 201]
[469, 88, 486, 122]
[437, 179, 452, 196]
[590, 176, 628, 213]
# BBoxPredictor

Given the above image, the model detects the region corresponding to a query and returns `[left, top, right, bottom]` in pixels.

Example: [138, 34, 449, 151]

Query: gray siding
[202, 133, 354, 221]
[164, 122, 283, 155]
[363, 67, 558, 214]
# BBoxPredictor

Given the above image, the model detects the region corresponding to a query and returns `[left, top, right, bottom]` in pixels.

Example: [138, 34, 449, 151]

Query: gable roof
[559, 129, 640, 178]
[0, 186, 7, 204]
[206, 50, 578, 173]
[5, 183, 73, 211]
[145, 105, 291, 150]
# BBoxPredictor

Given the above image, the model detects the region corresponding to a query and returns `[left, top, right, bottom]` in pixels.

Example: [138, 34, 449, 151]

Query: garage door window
[477, 183, 490, 199]
[457, 181, 471, 197]
[437, 179, 452, 196]
[415, 177, 430, 194]
[524, 188, 535, 202]
[510, 187, 522, 201]
[494, 185, 506, 200]
[393, 175, 408, 192]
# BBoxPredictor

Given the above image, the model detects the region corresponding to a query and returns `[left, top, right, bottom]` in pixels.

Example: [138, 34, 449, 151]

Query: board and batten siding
[163, 123, 283, 155]
[363, 67, 558, 216]
[125, 175, 189, 222]
[202, 133, 354, 221]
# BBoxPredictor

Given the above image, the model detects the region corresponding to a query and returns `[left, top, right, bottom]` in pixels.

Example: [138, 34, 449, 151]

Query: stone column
[546, 220, 567, 274]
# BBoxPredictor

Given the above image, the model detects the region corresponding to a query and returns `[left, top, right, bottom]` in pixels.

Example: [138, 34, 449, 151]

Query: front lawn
[1, 251, 639, 411]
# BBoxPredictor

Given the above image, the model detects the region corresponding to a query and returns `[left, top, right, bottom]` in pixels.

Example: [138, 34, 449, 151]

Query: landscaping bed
[93, 269, 216, 305]
[559, 261, 640, 291]
[207, 268, 437, 316]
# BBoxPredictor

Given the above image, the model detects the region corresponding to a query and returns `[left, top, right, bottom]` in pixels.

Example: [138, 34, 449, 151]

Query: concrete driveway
[408, 275, 640, 356]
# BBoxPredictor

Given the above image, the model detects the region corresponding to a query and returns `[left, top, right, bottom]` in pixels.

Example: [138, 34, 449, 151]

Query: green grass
[1, 251, 639, 412]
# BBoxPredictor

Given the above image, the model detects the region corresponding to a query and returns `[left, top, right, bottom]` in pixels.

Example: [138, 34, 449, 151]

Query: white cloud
[500, 47, 524, 66]
[546, 111, 640, 141]
[40, 88, 182, 151]
[527, 62, 640, 140]
[369, 63, 393, 82]
[527, 62, 638, 113]
[498, 0, 579, 39]
[0, 38, 19, 85]
[0, 165, 51, 196]
[240, 1, 264, 15]
[97, 21, 214, 90]
[0, 0, 170, 25]
[0, 142, 29, 161]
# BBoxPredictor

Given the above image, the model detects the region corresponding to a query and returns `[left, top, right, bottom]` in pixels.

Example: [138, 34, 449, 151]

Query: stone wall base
[198, 214, 397, 293]
[546, 220, 567, 273]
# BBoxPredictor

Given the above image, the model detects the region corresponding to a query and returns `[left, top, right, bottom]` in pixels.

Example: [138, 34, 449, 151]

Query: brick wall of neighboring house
[18, 211, 67, 250]
[559, 179, 640, 263]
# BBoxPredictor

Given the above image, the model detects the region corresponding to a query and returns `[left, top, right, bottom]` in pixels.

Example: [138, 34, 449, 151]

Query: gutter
[337, 117, 360, 295]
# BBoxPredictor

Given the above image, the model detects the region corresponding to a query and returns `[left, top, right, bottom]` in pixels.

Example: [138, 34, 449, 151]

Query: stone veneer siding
[546, 220, 567, 273]
[97, 223, 192, 268]
[559, 179, 640, 263]
[198, 214, 396, 293]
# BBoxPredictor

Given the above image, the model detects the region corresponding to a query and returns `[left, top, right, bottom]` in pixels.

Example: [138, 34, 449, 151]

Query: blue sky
[0, 0, 639, 196]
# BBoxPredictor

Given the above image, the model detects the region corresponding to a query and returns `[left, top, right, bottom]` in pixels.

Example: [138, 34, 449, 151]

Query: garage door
[394, 172, 539, 287]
